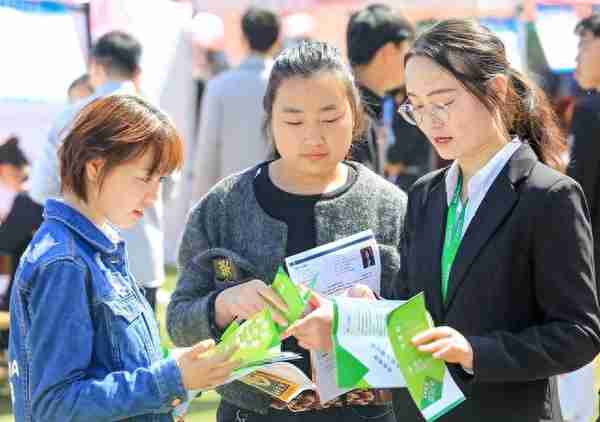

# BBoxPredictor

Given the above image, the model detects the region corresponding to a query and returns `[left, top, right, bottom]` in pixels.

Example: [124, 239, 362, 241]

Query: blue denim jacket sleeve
[29, 258, 186, 421]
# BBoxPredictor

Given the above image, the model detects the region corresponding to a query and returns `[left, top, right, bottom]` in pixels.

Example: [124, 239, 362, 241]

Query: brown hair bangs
[59, 94, 184, 201]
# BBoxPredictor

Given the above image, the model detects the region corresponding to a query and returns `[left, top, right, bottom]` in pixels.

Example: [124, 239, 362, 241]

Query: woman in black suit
[288, 19, 600, 422]
[390, 19, 600, 421]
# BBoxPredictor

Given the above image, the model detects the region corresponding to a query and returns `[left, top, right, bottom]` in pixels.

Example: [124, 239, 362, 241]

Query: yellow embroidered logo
[213, 258, 234, 281]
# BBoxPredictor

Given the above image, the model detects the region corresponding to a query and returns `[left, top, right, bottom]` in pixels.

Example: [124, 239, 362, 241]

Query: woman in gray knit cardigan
[166, 41, 407, 422]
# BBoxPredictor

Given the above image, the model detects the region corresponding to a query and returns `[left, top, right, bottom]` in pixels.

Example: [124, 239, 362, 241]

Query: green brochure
[332, 293, 465, 421]
[270, 266, 306, 330]
[216, 308, 281, 366]
[387, 293, 465, 421]
[332, 297, 408, 389]
[214, 266, 309, 370]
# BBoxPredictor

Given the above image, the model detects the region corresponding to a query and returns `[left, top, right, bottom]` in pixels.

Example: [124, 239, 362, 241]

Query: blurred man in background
[190, 7, 281, 204]
[347, 4, 430, 188]
[570, 13, 600, 287]
[67, 74, 94, 104]
[564, 13, 600, 422]
[0, 136, 43, 353]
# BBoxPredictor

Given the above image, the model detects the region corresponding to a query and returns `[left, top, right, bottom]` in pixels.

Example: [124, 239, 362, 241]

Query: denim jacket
[8, 200, 187, 421]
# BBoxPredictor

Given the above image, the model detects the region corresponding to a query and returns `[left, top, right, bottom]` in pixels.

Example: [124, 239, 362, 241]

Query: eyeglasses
[398, 102, 451, 127]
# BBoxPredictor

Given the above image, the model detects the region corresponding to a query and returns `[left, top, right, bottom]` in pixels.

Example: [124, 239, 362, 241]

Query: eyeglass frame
[397, 100, 454, 127]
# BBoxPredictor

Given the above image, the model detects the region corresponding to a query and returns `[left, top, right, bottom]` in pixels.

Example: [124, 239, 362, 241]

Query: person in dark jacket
[0, 137, 43, 348]
[569, 13, 600, 291]
[290, 19, 600, 422]
[346, 4, 430, 184]
[568, 13, 600, 422]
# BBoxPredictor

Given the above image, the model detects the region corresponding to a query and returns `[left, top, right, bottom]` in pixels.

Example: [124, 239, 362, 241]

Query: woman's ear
[85, 158, 105, 186]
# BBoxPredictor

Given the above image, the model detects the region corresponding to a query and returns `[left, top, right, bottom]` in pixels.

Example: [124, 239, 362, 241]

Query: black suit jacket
[393, 144, 600, 422]
[0, 193, 43, 308]
[568, 93, 600, 289]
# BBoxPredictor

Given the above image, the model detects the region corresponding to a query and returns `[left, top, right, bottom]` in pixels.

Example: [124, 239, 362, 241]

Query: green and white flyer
[215, 266, 308, 370]
[388, 293, 465, 421]
[333, 293, 465, 421]
[215, 307, 281, 367]
[332, 297, 408, 389]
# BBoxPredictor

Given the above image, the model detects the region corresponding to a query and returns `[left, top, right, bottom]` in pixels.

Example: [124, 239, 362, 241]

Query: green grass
[0, 265, 221, 422]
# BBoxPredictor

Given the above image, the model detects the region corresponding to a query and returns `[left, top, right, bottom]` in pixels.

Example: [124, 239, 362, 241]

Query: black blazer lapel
[443, 144, 537, 313]
[421, 177, 448, 322]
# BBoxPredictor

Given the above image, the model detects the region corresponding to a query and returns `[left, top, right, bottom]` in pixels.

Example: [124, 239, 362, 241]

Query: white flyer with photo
[284, 230, 381, 402]
[285, 230, 381, 296]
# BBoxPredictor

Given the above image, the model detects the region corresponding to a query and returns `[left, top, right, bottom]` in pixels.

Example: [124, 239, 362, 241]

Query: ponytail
[506, 70, 567, 173]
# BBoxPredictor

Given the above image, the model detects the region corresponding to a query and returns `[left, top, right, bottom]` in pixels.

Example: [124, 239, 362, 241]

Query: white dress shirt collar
[444, 138, 522, 237]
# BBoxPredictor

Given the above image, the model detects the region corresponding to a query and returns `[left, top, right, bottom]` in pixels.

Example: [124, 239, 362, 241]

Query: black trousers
[217, 400, 395, 422]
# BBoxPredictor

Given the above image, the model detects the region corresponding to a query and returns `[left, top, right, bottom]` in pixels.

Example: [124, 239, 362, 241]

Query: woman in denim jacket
[8, 94, 237, 422]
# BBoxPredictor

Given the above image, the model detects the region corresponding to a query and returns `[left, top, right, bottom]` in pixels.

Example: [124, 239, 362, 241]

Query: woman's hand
[283, 284, 377, 352]
[174, 339, 239, 391]
[412, 326, 474, 370]
[214, 279, 288, 327]
[342, 283, 377, 300]
[282, 292, 334, 352]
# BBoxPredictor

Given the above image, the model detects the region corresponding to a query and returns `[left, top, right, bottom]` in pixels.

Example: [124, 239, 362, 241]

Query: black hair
[576, 13, 600, 37]
[347, 4, 415, 66]
[241, 7, 281, 53]
[91, 31, 142, 78]
[262, 40, 367, 157]
[68, 74, 93, 94]
[0, 136, 28, 167]
[406, 19, 566, 172]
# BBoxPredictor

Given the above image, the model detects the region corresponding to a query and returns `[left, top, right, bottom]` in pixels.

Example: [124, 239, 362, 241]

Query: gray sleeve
[166, 200, 221, 347]
[379, 185, 407, 300]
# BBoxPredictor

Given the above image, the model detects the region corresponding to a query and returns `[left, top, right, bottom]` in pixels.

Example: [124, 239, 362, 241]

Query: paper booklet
[284, 229, 382, 403]
[237, 361, 319, 403]
[333, 293, 465, 422]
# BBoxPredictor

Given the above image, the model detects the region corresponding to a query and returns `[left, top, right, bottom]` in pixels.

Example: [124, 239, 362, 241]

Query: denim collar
[44, 199, 122, 255]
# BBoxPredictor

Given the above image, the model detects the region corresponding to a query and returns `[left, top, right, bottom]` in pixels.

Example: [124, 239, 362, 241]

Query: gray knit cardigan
[166, 161, 407, 414]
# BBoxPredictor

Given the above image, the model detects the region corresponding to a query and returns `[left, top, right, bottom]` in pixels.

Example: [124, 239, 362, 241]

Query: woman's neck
[457, 135, 509, 199]
[269, 161, 349, 195]
[63, 193, 107, 231]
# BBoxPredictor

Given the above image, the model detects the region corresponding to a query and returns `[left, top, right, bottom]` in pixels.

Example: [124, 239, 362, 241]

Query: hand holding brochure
[387, 293, 465, 421]
[269, 266, 307, 330]
[332, 297, 407, 389]
[332, 293, 465, 421]
[285, 229, 382, 402]
[195, 266, 317, 403]
[199, 231, 388, 404]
